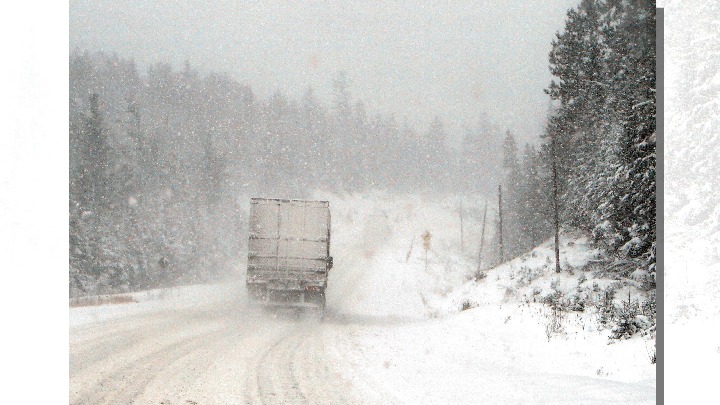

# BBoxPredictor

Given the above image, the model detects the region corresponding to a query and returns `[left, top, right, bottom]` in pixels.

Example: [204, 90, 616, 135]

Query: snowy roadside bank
[326, 305, 655, 404]
[321, 192, 656, 403]
[664, 216, 720, 404]
[69, 282, 243, 327]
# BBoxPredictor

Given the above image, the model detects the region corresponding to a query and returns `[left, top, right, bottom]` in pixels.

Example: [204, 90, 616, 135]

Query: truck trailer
[246, 198, 333, 312]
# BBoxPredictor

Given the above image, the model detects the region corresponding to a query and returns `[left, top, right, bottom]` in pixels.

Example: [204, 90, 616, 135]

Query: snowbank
[664, 217, 720, 404]
[69, 282, 243, 327]
[318, 192, 656, 403]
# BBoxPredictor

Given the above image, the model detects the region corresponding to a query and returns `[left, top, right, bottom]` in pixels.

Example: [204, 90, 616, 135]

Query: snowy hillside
[320, 192, 656, 402]
[323, 192, 655, 321]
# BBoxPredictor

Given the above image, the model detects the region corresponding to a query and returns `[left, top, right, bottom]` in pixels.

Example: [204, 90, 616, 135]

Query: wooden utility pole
[422, 230, 432, 272]
[477, 201, 488, 273]
[459, 199, 464, 253]
[551, 134, 561, 273]
[498, 184, 504, 264]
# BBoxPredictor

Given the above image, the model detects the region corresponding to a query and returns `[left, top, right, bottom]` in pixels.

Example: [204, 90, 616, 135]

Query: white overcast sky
[70, 0, 579, 145]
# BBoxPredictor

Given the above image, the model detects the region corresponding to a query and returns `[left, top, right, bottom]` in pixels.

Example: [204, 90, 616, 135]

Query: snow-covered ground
[323, 193, 655, 404]
[70, 192, 656, 404]
[664, 215, 720, 404]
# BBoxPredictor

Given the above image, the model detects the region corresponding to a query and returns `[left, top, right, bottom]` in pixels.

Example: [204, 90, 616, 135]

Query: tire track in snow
[243, 321, 309, 405]
[243, 316, 362, 405]
[70, 309, 198, 376]
[130, 322, 246, 404]
[70, 325, 224, 404]
[292, 325, 363, 404]
[322, 323, 404, 405]
[69, 306, 228, 380]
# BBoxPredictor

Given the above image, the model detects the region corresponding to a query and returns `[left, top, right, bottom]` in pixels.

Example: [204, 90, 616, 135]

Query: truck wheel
[319, 294, 326, 319]
[247, 285, 267, 302]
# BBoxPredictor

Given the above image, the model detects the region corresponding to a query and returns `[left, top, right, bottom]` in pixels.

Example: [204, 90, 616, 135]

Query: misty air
[69, 1, 657, 403]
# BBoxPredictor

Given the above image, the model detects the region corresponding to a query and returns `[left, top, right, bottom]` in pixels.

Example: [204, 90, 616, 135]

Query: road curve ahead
[69, 297, 362, 405]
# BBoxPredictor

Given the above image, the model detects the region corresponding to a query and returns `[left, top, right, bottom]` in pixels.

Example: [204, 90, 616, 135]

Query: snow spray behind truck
[246, 198, 333, 311]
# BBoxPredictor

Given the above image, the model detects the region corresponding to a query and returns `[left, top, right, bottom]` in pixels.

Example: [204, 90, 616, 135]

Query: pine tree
[544, 0, 656, 275]
[500, 130, 523, 258]
[517, 144, 553, 251]
[332, 71, 354, 190]
[84, 93, 110, 208]
[425, 116, 450, 190]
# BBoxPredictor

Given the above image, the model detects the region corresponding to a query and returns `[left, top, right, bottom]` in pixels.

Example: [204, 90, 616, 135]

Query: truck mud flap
[259, 289, 325, 310]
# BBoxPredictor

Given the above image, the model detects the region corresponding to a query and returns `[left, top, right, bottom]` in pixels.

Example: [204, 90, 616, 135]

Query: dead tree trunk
[459, 200, 464, 253]
[477, 201, 488, 272]
[552, 135, 561, 273]
[498, 184, 504, 264]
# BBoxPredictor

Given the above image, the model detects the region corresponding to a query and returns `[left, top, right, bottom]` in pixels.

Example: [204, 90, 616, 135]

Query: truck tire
[304, 290, 326, 316]
[319, 293, 326, 319]
[247, 284, 266, 301]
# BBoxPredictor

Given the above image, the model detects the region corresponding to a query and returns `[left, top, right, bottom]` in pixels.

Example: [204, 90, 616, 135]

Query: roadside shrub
[595, 286, 616, 327]
[641, 290, 657, 325]
[649, 347, 657, 364]
[610, 297, 639, 339]
[541, 290, 562, 308]
[609, 292, 653, 341]
[460, 300, 477, 311]
[518, 266, 543, 287]
[545, 306, 566, 341]
[504, 286, 519, 301]
[567, 294, 585, 312]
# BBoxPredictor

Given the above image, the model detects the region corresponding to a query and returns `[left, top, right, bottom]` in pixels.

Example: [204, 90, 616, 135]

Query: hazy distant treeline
[69, 0, 656, 296]
[68, 50, 515, 296]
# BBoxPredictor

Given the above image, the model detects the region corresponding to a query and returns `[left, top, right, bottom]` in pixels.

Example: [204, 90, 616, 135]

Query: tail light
[305, 286, 321, 292]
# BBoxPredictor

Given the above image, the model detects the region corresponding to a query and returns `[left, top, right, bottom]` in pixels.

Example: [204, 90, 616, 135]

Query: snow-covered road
[69, 194, 655, 404]
[68, 293, 437, 405]
[69, 292, 655, 404]
[70, 299, 364, 404]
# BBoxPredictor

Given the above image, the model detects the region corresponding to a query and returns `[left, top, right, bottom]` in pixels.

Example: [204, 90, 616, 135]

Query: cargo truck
[246, 198, 333, 312]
